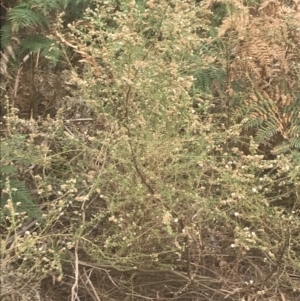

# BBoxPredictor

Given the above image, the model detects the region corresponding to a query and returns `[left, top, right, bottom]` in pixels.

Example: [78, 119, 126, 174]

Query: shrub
[1, 1, 299, 300]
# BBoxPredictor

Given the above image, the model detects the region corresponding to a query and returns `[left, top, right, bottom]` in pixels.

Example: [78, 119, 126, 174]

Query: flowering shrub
[1, 1, 299, 300]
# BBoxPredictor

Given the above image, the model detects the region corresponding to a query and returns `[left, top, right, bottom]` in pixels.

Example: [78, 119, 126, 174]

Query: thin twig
[76, 260, 215, 282]
[83, 268, 102, 301]
[71, 240, 79, 301]
[65, 118, 94, 123]
[64, 125, 74, 136]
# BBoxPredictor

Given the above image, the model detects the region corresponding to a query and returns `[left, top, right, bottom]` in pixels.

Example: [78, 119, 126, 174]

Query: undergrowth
[1, 0, 299, 301]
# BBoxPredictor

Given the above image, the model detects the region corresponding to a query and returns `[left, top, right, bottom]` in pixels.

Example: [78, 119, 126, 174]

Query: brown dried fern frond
[221, 0, 300, 151]
[258, 0, 282, 16]
[218, 11, 250, 37]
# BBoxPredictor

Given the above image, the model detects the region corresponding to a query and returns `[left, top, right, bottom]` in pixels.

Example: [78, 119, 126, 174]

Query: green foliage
[32, 0, 88, 12]
[194, 66, 227, 94]
[210, 2, 229, 27]
[8, 3, 50, 33]
[0, 165, 41, 222]
[0, 131, 46, 222]
[20, 34, 62, 63]
[0, 0, 92, 67]
[1, 1, 300, 300]
[241, 93, 300, 153]
[0, 24, 13, 49]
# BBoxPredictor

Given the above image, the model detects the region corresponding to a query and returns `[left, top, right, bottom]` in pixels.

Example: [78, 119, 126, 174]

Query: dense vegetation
[1, 0, 299, 300]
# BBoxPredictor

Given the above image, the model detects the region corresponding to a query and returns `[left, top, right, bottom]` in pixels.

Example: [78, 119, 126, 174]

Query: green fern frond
[290, 138, 300, 150]
[0, 165, 16, 175]
[195, 66, 226, 94]
[256, 121, 278, 144]
[2, 0, 92, 69]
[32, 0, 91, 14]
[21, 35, 51, 53]
[33, 0, 70, 12]
[20, 34, 62, 64]
[252, 103, 268, 115]
[0, 24, 13, 49]
[0, 175, 41, 223]
[291, 150, 300, 164]
[243, 116, 264, 131]
[7, 3, 50, 33]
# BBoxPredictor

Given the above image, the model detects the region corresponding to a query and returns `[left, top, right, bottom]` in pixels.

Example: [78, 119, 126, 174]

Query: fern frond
[7, 3, 50, 33]
[195, 66, 226, 94]
[256, 121, 278, 143]
[33, 0, 91, 14]
[290, 138, 300, 150]
[243, 115, 264, 131]
[20, 34, 62, 64]
[0, 24, 13, 49]
[272, 142, 291, 155]
[33, 0, 70, 12]
[0, 176, 41, 222]
[21, 35, 51, 52]
[0, 165, 16, 175]
[218, 11, 250, 37]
